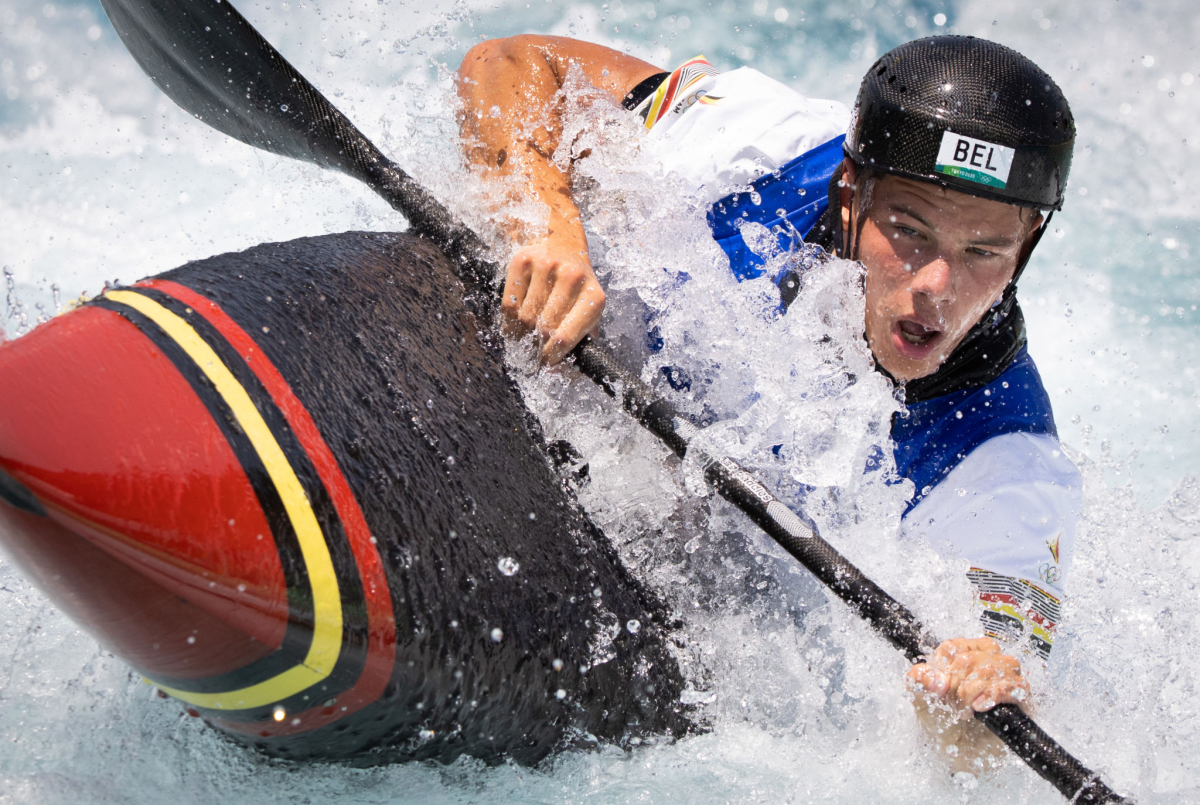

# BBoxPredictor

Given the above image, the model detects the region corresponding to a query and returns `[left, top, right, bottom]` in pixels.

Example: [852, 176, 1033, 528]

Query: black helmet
[845, 36, 1074, 211]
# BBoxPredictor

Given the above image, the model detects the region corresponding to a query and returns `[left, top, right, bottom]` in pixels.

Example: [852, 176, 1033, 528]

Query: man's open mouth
[897, 319, 940, 346]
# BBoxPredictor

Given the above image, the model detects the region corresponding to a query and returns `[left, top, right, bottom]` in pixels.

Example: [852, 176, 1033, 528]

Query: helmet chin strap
[1006, 210, 1054, 295]
[835, 173, 872, 262]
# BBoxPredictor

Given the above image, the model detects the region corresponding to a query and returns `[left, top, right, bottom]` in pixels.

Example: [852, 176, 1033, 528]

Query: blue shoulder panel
[707, 135, 845, 283]
[892, 346, 1057, 513]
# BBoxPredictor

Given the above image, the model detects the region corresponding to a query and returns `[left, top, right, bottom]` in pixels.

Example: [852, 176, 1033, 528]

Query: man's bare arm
[457, 36, 661, 363]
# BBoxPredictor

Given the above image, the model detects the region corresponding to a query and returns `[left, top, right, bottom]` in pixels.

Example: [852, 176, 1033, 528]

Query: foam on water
[1, 0, 1198, 802]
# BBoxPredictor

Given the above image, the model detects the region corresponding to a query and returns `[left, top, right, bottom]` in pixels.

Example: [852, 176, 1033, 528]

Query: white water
[2, 0, 1198, 802]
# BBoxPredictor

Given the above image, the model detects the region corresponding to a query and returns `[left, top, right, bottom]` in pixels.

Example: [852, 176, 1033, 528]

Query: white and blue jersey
[629, 58, 1081, 658]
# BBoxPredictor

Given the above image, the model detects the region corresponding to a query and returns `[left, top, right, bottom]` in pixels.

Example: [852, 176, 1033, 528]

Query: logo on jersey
[1038, 532, 1063, 584]
[934, 131, 1015, 189]
[1046, 532, 1061, 564]
[1038, 562, 1061, 584]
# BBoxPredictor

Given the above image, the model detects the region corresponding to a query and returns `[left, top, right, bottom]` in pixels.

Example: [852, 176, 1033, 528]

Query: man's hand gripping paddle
[96, 1, 1127, 801]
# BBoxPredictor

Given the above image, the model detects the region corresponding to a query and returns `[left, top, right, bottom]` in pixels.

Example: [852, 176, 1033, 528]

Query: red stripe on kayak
[0, 305, 289, 667]
[143, 278, 397, 735]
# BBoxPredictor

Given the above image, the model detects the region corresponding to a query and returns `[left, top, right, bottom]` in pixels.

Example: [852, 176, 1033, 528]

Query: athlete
[457, 35, 1079, 762]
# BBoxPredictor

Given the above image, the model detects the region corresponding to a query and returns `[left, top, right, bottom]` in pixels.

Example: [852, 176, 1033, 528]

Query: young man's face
[844, 167, 1040, 382]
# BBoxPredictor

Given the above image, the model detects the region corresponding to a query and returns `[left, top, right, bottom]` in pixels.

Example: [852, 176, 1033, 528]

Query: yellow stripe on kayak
[105, 290, 343, 711]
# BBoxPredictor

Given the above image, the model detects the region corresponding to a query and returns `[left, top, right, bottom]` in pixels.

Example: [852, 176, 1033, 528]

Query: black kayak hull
[0, 231, 689, 763]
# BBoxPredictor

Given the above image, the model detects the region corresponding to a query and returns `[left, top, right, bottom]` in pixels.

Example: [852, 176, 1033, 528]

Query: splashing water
[1, 0, 1198, 802]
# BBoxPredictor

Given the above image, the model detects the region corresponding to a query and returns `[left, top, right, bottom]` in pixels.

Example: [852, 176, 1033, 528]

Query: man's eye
[895, 225, 919, 237]
[968, 247, 997, 257]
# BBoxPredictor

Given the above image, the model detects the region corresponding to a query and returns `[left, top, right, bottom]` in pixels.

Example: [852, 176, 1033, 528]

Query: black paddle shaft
[96, 1, 1127, 801]
[98, 0, 494, 298]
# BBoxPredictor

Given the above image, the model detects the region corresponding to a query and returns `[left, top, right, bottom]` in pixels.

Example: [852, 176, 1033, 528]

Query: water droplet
[497, 557, 519, 576]
[555, 688, 567, 700]
[626, 619, 640, 634]
[592, 587, 602, 598]
[418, 729, 435, 740]
[280, 103, 289, 112]
[273, 707, 286, 721]
[552, 658, 564, 671]
[490, 627, 504, 642]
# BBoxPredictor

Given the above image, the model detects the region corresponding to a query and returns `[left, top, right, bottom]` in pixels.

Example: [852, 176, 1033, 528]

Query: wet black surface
[158, 231, 691, 764]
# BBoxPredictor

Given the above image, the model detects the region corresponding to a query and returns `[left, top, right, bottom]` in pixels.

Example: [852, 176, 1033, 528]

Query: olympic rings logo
[1038, 562, 1061, 584]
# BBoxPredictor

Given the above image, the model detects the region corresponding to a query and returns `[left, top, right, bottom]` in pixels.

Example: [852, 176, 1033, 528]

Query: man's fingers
[502, 255, 533, 323]
[969, 637, 1002, 655]
[952, 657, 1026, 712]
[537, 267, 587, 338]
[517, 261, 555, 330]
[968, 676, 1028, 712]
[919, 637, 1029, 715]
[957, 673, 994, 712]
[499, 243, 603, 363]
[931, 636, 1001, 666]
[542, 284, 606, 365]
[907, 663, 948, 697]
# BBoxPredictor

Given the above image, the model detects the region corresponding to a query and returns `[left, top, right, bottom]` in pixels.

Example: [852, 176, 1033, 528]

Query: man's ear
[839, 159, 857, 236]
[1015, 210, 1046, 269]
[1026, 211, 1045, 244]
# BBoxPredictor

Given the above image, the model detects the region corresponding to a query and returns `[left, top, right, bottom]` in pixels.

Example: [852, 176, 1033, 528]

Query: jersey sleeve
[900, 431, 1082, 660]
[628, 57, 850, 197]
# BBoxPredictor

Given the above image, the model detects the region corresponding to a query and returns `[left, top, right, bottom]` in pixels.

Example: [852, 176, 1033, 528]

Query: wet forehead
[873, 175, 1027, 237]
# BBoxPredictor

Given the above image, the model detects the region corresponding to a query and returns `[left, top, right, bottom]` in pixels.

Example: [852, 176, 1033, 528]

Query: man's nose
[908, 257, 955, 305]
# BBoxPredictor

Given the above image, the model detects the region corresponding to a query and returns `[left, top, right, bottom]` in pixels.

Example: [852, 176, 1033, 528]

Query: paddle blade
[98, 0, 382, 179]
